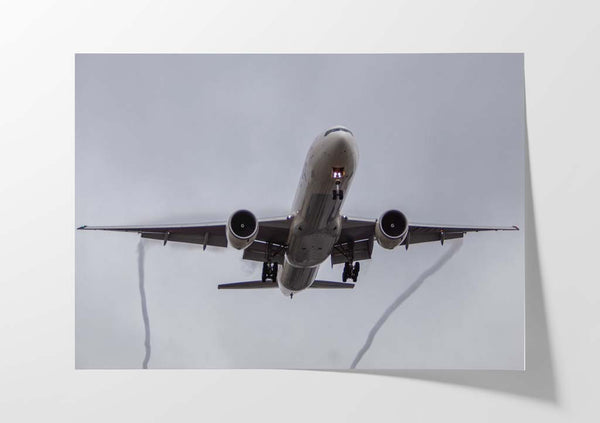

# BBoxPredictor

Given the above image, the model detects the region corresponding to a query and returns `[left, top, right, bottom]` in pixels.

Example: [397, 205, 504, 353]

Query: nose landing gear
[261, 262, 278, 282]
[332, 180, 344, 200]
[342, 261, 360, 282]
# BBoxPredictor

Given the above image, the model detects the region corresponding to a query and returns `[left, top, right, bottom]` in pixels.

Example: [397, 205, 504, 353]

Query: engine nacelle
[227, 209, 258, 250]
[375, 209, 409, 249]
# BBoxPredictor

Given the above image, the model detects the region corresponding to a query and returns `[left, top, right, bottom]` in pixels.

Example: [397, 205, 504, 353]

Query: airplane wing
[401, 222, 519, 247]
[77, 216, 292, 249]
[331, 217, 518, 264]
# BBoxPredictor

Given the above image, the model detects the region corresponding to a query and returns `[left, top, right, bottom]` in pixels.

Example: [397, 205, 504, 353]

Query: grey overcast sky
[75, 54, 524, 369]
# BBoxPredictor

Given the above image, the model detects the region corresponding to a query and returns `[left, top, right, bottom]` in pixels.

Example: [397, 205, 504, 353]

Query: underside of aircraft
[78, 214, 517, 290]
[78, 126, 518, 297]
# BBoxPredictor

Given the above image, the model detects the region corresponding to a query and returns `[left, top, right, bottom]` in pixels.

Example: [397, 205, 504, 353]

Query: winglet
[77, 225, 87, 230]
[513, 225, 519, 230]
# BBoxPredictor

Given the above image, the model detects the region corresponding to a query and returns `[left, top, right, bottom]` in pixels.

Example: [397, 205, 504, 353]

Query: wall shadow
[323, 97, 559, 404]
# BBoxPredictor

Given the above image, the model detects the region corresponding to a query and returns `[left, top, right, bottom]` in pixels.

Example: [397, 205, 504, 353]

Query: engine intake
[375, 209, 409, 249]
[227, 209, 258, 250]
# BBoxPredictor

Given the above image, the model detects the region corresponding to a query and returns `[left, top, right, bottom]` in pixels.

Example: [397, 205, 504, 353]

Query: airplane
[78, 126, 518, 298]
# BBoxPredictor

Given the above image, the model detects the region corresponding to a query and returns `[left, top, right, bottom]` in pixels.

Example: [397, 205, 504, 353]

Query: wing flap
[141, 231, 227, 247]
[330, 237, 374, 265]
[402, 231, 464, 246]
[242, 240, 286, 264]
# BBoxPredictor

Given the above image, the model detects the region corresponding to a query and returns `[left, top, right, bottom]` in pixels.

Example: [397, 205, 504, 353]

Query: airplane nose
[327, 131, 355, 154]
[319, 126, 358, 167]
[324, 126, 353, 144]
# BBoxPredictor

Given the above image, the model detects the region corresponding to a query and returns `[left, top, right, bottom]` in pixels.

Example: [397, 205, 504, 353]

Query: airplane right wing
[77, 222, 229, 248]
[77, 215, 293, 250]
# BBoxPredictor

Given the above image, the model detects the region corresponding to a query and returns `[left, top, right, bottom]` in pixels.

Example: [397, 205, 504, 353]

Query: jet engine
[375, 209, 409, 249]
[227, 209, 258, 250]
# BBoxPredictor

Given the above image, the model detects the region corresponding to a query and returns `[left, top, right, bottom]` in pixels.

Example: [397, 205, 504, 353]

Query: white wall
[0, 1, 598, 421]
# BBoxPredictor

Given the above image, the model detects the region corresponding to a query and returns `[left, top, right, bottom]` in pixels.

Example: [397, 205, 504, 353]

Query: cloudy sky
[75, 54, 524, 369]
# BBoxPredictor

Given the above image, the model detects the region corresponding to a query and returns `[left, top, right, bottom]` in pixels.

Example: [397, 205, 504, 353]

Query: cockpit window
[324, 127, 353, 137]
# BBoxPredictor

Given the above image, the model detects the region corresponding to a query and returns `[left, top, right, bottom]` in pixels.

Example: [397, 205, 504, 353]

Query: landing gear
[332, 189, 344, 200]
[332, 180, 344, 200]
[261, 262, 278, 282]
[342, 261, 360, 282]
[352, 262, 360, 282]
[260, 243, 283, 282]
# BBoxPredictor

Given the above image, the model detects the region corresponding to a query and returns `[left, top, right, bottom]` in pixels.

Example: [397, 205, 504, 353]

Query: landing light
[332, 167, 345, 179]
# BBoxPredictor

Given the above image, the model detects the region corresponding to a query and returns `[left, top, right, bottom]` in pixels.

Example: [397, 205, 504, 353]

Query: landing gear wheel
[332, 189, 344, 200]
[342, 262, 352, 282]
[341, 261, 360, 283]
[261, 262, 268, 282]
[262, 262, 277, 282]
[351, 262, 360, 282]
[271, 262, 278, 281]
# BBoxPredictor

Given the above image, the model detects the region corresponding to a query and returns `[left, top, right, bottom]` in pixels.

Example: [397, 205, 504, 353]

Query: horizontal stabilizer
[218, 281, 278, 289]
[310, 280, 355, 289]
[217, 280, 355, 290]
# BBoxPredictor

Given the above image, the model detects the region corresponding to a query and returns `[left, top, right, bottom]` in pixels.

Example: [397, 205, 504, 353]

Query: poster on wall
[76, 54, 524, 369]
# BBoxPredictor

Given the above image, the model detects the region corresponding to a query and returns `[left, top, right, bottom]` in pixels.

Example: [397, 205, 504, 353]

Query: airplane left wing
[402, 222, 519, 247]
[332, 217, 518, 264]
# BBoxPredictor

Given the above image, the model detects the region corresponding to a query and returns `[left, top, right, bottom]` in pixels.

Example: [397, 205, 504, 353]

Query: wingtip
[77, 225, 87, 230]
[513, 225, 520, 230]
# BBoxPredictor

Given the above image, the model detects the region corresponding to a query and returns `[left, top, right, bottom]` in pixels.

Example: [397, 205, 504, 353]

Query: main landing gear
[342, 261, 360, 283]
[261, 242, 283, 282]
[261, 262, 278, 282]
[335, 240, 359, 283]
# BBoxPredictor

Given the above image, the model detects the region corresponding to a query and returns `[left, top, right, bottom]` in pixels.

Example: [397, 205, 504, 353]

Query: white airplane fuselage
[278, 127, 358, 296]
